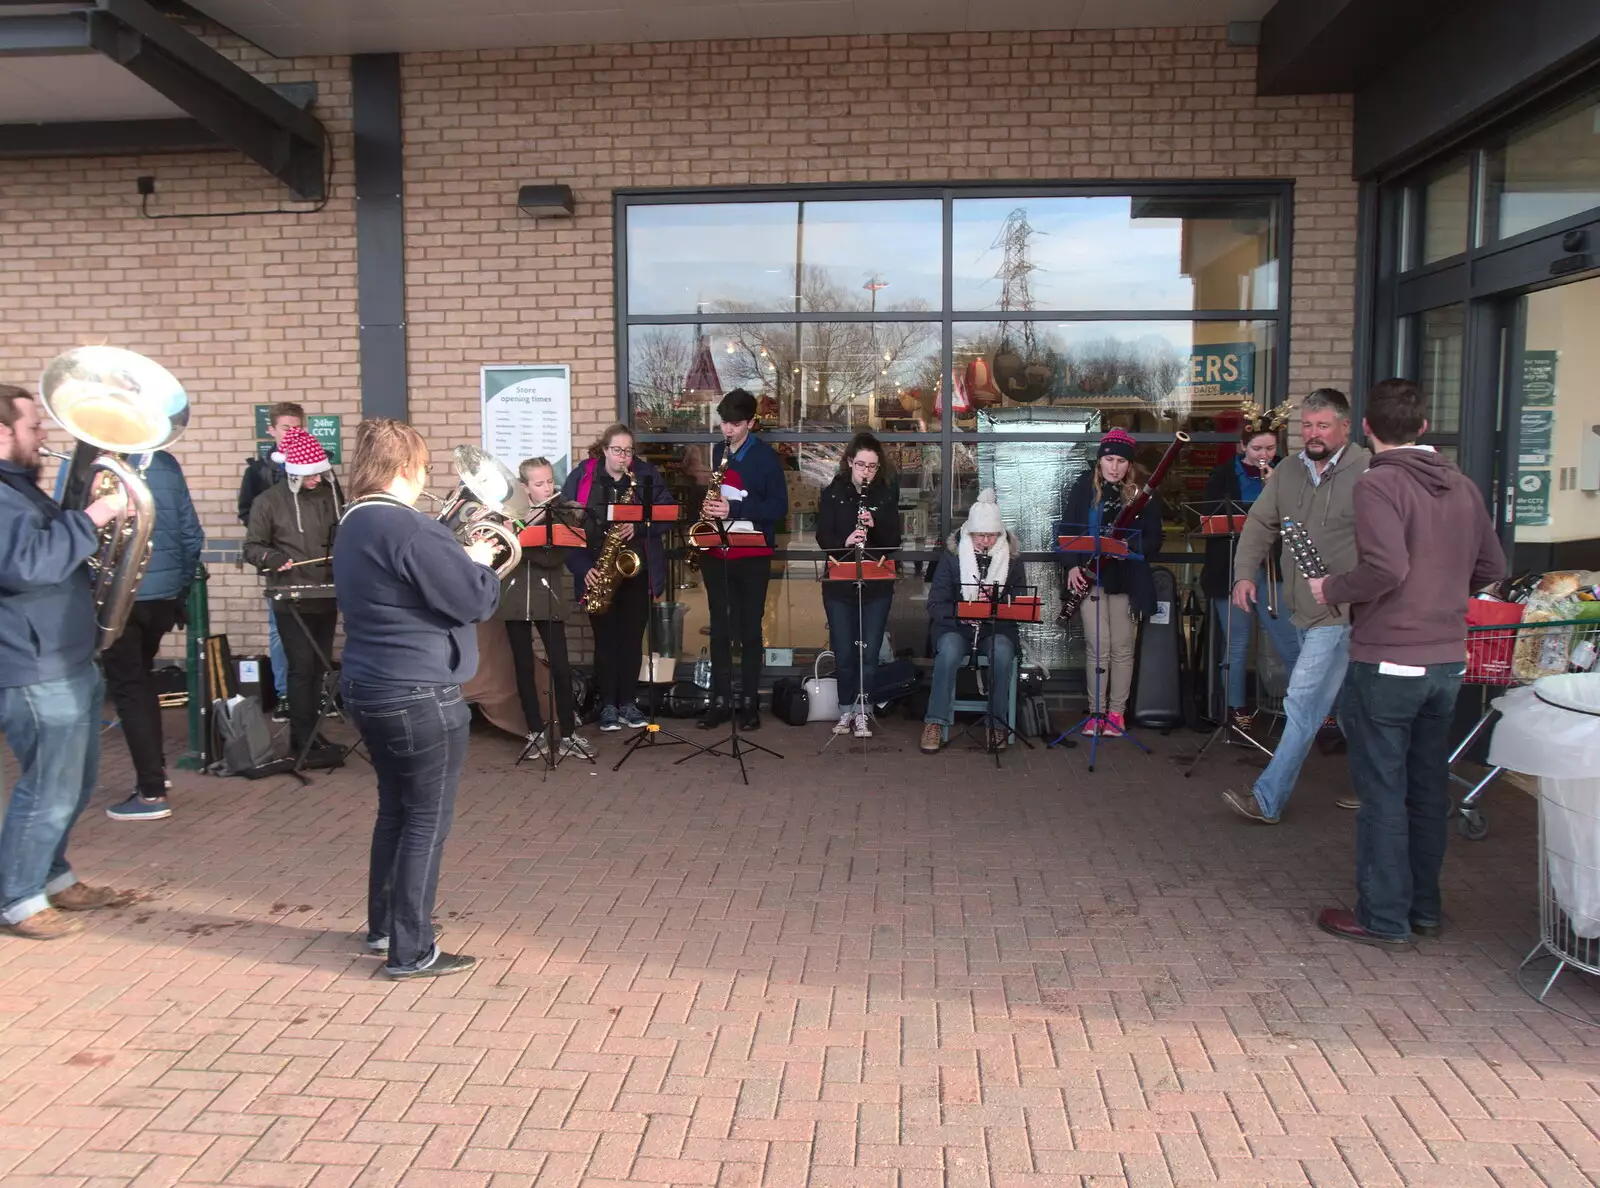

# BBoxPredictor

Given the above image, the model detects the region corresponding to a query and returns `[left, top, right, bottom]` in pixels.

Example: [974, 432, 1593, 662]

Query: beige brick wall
[1, 25, 1355, 657]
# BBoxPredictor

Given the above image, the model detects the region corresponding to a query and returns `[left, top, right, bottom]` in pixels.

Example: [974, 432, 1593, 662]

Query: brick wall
[1, 25, 1355, 655]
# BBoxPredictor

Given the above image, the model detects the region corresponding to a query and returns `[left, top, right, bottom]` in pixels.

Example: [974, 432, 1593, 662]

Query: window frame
[613, 179, 1296, 568]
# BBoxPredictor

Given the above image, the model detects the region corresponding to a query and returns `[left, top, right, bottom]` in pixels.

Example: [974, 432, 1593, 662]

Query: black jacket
[238, 455, 343, 525]
[1058, 471, 1163, 617]
[815, 475, 902, 602]
[496, 503, 579, 622]
[242, 479, 341, 602]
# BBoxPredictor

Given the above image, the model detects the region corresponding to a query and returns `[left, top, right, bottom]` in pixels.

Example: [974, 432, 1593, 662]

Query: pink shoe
[1101, 712, 1126, 737]
[1083, 715, 1103, 736]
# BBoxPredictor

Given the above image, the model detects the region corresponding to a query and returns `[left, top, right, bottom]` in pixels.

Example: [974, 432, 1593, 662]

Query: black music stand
[514, 505, 596, 776]
[1046, 524, 1152, 773]
[676, 516, 781, 785]
[819, 544, 901, 753]
[1181, 499, 1273, 778]
[611, 484, 709, 772]
[952, 583, 1039, 768]
[267, 584, 361, 786]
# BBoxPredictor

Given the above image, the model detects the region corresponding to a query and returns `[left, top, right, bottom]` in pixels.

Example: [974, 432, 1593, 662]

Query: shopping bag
[803, 651, 840, 722]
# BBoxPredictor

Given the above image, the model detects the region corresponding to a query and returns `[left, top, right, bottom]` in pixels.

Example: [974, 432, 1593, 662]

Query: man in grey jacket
[0, 385, 133, 940]
[1223, 388, 1371, 824]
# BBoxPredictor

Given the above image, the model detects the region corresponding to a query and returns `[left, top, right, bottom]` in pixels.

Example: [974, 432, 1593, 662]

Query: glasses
[606, 445, 635, 456]
[851, 460, 880, 472]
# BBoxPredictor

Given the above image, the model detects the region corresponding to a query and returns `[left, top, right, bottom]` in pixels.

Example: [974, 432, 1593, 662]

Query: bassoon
[1058, 432, 1190, 623]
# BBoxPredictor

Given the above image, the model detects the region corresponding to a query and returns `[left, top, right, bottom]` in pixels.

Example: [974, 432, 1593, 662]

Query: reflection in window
[1416, 305, 1464, 434]
[950, 320, 1274, 433]
[1415, 159, 1472, 266]
[952, 196, 1279, 311]
[629, 322, 942, 432]
[1484, 92, 1600, 243]
[626, 199, 942, 315]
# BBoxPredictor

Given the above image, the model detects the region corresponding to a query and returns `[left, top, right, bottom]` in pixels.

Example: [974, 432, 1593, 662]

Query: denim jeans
[823, 593, 892, 710]
[1346, 660, 1464, 939]
[344, 680, 471, 973]
[267, 597, 289, 700]
[925, 630, 1016, 726]
[0, 662, 104, 924]
[1211, 566, 1303, 708]
[1251, 624, 1350, 821]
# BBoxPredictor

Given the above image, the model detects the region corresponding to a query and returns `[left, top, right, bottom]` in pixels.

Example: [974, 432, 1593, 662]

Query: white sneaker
[852, 713, 872, 738]
[832, 712, 853, 735]
[561, 734, 595, 760]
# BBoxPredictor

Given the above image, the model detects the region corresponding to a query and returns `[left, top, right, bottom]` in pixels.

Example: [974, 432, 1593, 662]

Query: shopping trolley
[1449, 613, 1600, 840]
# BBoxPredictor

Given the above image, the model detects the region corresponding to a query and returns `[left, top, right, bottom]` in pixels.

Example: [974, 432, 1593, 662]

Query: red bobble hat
[1097, 428, 1137, 461]
[272, 426, 331, 476]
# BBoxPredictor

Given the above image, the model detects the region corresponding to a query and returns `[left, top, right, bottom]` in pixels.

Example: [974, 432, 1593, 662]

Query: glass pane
[1416, 159, 1472, 265]
[952, 196, 1279, 311]
[628, 321, 942, 432]
[1416, 305, 1464, 434]
[626, 199, 942, 315]
[1513, 277, 1600, 554]
[1485, 93, 1600, 243]
[950, 319, 1275, 434]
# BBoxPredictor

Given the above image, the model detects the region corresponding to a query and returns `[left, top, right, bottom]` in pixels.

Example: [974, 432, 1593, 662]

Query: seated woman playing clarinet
[815, 433, 902, 739]
[921, 489, 1023, 755]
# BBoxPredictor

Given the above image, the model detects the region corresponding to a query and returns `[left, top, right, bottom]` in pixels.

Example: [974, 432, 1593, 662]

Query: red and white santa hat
[272, 426, 331, 476]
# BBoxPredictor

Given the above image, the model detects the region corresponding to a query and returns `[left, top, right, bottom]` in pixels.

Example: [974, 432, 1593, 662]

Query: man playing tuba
[0, 385, 135, 940]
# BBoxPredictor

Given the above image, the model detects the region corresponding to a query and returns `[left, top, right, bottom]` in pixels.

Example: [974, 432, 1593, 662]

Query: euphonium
[581, 468, 640, 615]
[433, 445, 525, 579]
[39, 346, 190, 652]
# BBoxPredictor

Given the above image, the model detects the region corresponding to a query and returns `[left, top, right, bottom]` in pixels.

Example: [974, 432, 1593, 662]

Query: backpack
[215, 696, 277, 775]
[770, 676, 810, 726]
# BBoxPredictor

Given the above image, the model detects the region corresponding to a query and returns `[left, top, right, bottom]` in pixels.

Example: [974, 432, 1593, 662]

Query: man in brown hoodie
[1309, 379, 1505, 946]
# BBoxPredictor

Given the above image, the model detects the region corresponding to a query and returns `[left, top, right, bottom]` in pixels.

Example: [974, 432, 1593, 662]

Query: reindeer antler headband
[1239, 396, 1293, 433]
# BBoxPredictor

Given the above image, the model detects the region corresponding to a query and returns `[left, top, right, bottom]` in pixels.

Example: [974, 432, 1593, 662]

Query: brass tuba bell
[39, 346, 190, 652]
[433, 445, 526, 579]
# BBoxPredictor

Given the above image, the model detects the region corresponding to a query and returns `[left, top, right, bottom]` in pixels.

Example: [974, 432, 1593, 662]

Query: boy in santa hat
[243, 427, 343, 762]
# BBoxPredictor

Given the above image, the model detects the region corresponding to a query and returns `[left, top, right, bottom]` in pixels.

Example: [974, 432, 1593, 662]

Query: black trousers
[101, 597, 181, 797]
[590, 573, 649, 710]
[701, 554, 771, 699]
[505, 619, 576, 736]
[273, 603, 338, 752]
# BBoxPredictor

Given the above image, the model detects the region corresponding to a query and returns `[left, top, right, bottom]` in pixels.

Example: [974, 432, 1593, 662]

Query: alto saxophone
[688, 447, 730, 551]
[580, 469, 641, 615]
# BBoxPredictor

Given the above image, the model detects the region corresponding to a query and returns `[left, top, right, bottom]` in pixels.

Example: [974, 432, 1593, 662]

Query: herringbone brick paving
[3, 711, 1598, 1187]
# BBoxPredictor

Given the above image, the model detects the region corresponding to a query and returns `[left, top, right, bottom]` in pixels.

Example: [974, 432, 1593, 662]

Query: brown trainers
[920, 722, 943, 754]
[50, 883, 133, 912]
[3, 908, 85, 940]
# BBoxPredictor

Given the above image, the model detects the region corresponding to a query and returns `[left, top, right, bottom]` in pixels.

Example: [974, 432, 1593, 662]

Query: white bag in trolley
[1488, 673, 1600, 939]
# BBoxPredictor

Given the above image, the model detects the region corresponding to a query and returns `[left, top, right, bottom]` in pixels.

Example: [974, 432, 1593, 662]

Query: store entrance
[1494, 275, 1600, 574]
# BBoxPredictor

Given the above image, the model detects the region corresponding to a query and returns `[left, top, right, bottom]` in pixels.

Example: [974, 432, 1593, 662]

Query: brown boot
[50, 883, 133, 912]
[920, 723, 943, 754]
[988, 727, 1009, 751]
[3, 908, 85, 940]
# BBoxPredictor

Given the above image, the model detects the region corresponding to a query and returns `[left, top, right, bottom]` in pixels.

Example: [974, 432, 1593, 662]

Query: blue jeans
[823, 593, 892, 710]
[267, 598, 289, 700]
[925, 630, 1016, 726]
[1346, 661, 1464, 940]
[0, 663, 104, 924]
[1211, 567, 1302, 708]
[1252, 625, 1350, 821]
[344, 680, 471, 973]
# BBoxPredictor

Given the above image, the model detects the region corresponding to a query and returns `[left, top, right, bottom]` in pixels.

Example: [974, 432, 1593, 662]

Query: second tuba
[434, 445, 526, 579]
[39, 346, 190, 653]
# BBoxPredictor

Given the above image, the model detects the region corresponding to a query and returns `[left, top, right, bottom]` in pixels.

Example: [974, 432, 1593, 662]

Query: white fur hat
[964, 488, 1004, 535]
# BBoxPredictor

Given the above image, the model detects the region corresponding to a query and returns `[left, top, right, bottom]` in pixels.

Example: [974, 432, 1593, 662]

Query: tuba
[433, 445, 526, 579]
[39, 346, 189, 652]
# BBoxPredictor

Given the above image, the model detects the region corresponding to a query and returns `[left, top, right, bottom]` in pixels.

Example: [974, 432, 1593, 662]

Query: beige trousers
[1077, 591, 1136, 714]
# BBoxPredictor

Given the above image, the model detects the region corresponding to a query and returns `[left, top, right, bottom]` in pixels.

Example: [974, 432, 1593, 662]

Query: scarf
[957, 528, 1009, 599]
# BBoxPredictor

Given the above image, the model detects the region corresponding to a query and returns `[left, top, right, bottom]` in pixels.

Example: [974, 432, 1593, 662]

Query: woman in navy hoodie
[333, 419, 502, 980]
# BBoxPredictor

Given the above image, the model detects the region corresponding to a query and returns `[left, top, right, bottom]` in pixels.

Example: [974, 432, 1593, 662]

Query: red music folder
[517, 522, 586, 548]
[825, 557, 897, 582]
[609, 504, 680, 523]
[1198, 514, 1249, 536]
[955, 595, 1042, 622]
[1056, 534, 1133, 557]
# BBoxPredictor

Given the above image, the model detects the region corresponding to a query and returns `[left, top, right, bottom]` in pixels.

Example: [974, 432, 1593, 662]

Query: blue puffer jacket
[0, 460, 100, 689]
[137, 451, 205, 602]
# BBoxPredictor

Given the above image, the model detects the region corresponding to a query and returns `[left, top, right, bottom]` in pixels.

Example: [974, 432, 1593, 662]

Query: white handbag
[803, 651, 840, 722]
[638, 651, 676, 685]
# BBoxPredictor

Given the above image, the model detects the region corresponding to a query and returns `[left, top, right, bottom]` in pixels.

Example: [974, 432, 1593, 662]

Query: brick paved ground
[3, 710, 1599, 1187]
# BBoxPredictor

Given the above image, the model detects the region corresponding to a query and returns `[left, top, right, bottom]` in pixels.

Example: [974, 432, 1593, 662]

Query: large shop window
[1483, 91, 1600, 245]
[618, 186, 1290, 666]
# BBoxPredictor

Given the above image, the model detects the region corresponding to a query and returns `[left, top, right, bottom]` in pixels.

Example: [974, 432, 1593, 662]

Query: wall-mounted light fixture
[517, 184, 575, 219]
